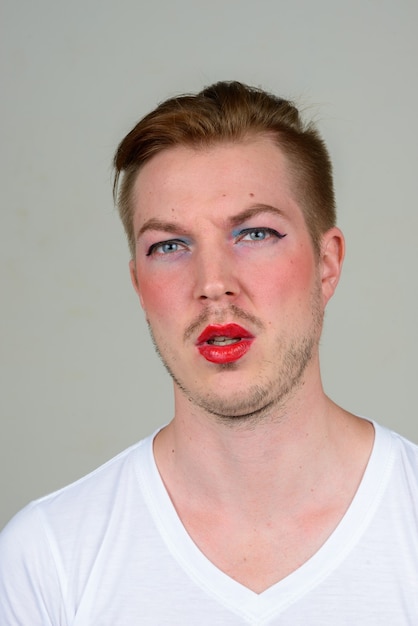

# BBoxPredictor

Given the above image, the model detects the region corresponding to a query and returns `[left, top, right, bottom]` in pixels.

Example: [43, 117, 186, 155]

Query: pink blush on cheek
[136, 272, 186, 319]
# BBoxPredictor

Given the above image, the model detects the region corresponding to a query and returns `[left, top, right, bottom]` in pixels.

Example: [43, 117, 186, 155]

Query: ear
[129, 259, 145, 310]
[319, 227, 345, 306]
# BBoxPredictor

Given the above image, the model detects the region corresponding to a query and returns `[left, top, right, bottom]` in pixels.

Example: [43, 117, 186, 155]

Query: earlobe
[320, 227, 345, 306]
[129, 259, 145, 309]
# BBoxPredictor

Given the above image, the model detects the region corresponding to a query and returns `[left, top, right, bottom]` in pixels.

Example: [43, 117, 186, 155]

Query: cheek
[256, 254, 316, 302]
[289, 254, 317, 289]
[136, 271, 186, 323]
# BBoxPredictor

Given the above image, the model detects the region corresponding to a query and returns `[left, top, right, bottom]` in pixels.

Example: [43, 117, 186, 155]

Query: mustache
[183, 304, 264, 342]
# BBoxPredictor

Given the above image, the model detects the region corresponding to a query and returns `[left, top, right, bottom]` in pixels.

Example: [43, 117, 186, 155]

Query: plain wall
[1, 0, 417, 529]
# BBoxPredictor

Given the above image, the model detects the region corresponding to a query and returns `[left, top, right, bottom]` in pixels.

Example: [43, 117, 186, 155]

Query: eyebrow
[137, 218, 189, 239]
[136, 204, 286, 241]
[228, 204, 286, 228]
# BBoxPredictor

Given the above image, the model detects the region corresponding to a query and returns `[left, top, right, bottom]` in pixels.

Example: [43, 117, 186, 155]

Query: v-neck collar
[135, 422, 394, 623]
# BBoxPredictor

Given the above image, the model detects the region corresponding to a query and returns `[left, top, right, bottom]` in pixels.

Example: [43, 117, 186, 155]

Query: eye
[146, 239, 188, 257]
[236, 227, 287, 243]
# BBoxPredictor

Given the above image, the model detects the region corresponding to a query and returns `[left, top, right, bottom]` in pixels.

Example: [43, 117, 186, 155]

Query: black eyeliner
[236, 227, 287, 240]
[146, 238, 188, 257]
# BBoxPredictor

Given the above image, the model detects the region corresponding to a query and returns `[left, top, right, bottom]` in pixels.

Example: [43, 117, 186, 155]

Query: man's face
[129, 137, 342, 421]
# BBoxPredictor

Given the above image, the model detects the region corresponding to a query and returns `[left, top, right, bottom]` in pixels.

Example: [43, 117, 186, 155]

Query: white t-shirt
[0, 421, 417, 625]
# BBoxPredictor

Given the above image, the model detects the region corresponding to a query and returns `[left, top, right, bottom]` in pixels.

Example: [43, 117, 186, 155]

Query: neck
[153, 386, 372, 516]
[152, 382, 374, 594]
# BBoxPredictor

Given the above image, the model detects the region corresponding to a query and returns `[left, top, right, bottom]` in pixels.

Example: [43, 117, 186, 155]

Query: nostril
[195, 278, 238, 301]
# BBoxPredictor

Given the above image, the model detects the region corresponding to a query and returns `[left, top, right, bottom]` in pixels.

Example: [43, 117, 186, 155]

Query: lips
[196, 323, 254, 364]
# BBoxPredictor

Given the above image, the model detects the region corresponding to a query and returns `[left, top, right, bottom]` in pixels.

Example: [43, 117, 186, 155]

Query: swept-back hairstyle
[113, 81, 336, 257]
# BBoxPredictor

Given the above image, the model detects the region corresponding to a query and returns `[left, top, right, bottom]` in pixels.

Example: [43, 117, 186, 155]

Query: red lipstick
[196, 323, 254, 364]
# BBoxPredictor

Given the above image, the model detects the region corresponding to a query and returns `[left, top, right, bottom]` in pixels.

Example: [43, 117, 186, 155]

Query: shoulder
[0, 433, 154, 562]
[373, 421, 418, 493]
[376, 421, 418, 463]
[0, 434, 156, 621]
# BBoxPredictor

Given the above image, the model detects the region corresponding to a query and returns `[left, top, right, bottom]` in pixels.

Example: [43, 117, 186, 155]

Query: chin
[186, 379, 277, 420]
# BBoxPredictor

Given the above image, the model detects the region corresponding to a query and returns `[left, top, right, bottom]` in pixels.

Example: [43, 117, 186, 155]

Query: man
[1, 81, 417, 623]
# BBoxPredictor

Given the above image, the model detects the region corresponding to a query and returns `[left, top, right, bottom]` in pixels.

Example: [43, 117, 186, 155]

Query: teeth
[207, 337, 240, 346]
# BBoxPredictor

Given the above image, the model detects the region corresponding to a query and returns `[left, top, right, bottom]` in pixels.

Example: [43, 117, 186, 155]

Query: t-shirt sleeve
[0, 504, 65, 625]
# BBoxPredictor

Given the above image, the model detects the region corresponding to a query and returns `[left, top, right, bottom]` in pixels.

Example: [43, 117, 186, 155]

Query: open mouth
[207, 337, 241, 346]
[196, 323, 254, 364]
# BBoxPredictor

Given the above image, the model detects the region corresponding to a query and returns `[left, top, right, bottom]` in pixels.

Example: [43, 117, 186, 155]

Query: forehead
[131, 137, 301, 227]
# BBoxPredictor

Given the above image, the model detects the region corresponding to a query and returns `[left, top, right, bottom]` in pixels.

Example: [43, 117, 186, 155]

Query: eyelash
[236, 227, 287, 243]
[145, 228, 287, 257]
[146, 239, 187, 257]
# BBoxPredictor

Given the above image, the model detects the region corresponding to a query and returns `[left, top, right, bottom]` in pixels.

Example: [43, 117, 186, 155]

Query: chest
[178, 504, 347, 593]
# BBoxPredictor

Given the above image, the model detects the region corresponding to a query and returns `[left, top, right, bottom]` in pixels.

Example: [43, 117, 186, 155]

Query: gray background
[1, 0, 417, 529]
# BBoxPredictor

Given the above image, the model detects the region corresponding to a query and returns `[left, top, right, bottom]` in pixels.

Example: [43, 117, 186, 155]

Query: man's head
[125, 134, 344, 422]
[113, 81, 336, 258]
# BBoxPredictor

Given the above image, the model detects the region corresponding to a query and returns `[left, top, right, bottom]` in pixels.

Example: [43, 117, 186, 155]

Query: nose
[193, 246, 240, 302]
